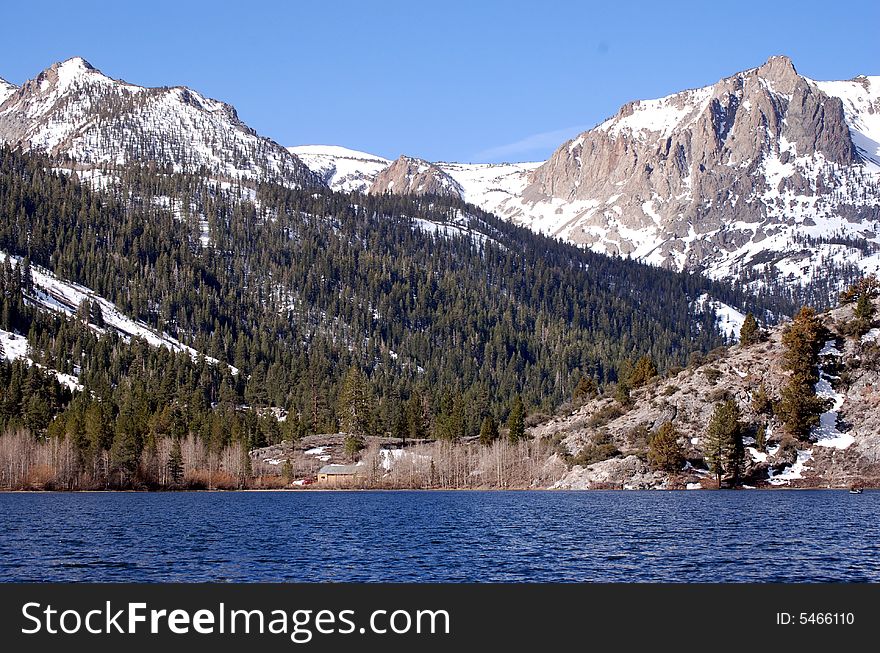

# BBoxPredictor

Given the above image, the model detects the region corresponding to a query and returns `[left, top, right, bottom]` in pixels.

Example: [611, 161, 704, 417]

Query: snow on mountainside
[287, 145, 389, 193]
[510, 57, 880, 300]
[0, 251, 236, 375]
[1, 328, 82, 391]
[291, 57, 879, 304]
[0, 57, 321, 188]
[288, 146, 540, 217]
[0, 77, 15, 105]
[3, 55, 878, 305]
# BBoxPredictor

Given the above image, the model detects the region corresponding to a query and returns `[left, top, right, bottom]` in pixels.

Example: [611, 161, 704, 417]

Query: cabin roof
[318, 464, 361, 475]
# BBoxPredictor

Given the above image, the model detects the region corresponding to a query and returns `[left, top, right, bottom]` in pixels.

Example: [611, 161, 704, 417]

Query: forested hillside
[0, 146, 791, 487]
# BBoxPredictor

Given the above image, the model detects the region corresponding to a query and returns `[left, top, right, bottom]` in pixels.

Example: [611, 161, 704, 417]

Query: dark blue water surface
[1, 490, 878, 582]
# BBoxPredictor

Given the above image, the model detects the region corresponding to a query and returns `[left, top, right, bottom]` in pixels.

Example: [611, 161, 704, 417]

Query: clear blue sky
[2, 0, 878, 163]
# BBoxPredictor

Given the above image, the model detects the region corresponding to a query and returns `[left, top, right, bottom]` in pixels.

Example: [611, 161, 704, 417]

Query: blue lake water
[1, 490, 878, 582]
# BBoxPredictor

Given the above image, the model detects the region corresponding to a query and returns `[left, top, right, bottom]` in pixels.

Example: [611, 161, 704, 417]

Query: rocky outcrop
[534, 296, 880, 489]
[551, 455, 665, 489]
[369, 155, 464, 197]
[291, 57, 880, 304]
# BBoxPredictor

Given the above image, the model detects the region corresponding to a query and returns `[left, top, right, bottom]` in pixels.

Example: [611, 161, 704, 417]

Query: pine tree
[572, 376, 597, 405]
[343, 433, 364, 460]
[284, 411, 306, 443]
[392, 400, 408, 446]
[507, 395, 525, 443]
[781, 307, 826, 379]
[778, 307, 830, 439]
[628, 355, 657, 388]
[751, 383, 773, 415]
[337, 366, 371, 436]
[110, 426, 141, 488]
[648, 421, 684, 472]
[739, 313, 760, 346]
[168, 437, 183, 486]
[282, 458, 294, 484]
[91, 301, 105, 328]
[614, 379, 632, 407]
[853, 293, 875, 335]
[778, 373, 829, 438]
[839, 275, 879, 304]
[479, 416, 499, 446]
[754, 423, 766, 452]
[704, 399, 745, 488]
[239, 445, 252, 489]
[406, 391, 426, 441]
[77, 298, 92, 325]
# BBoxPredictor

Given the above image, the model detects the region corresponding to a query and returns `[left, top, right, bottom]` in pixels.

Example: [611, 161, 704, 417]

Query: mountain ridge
[2, 55, 878, 304]
[286, 56, 880, 304]
[0, 57, 322, 188]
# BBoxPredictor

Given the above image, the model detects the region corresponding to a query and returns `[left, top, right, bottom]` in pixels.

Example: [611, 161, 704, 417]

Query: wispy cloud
[472, 125, 590, 163]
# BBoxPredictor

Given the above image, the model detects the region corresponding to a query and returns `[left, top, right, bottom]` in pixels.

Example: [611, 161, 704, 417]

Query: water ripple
[0, 490, 878, 582]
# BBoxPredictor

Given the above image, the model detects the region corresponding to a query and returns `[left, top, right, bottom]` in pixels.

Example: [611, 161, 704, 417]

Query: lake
[1, 490, 878, 582]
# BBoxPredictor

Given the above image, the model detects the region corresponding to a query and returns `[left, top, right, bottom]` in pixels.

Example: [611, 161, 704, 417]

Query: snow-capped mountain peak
[0, 57, 322, 188]
[288, 55, 878, 303]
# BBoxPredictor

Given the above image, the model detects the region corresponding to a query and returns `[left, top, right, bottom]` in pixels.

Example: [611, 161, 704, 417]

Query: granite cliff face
[506, 57, 880, 298]
[369, 155, 464, 197]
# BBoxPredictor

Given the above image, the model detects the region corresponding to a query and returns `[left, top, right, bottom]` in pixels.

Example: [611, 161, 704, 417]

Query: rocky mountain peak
[369, 155, 463, 197]
[751, 54, 800, 93]
[29, 57, 110, 94]
[0, 58, 322, 188]
[56, 56, 97, 74]
[501, 55, 880, 301]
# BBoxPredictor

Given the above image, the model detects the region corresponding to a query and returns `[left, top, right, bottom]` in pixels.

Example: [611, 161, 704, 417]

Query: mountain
[287, 145, 389, 193]
[0, 57, 321, 187]
[291, 145, 539, 214]
[369, 155, 464, 197]
[514, 57, 880, 298]
[290, 56, 880, 304]
[1, 142, 782, 441]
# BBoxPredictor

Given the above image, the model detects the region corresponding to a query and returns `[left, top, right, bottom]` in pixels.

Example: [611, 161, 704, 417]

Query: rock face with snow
[0, 57, 322, 188]
[3, 55, 879, 302]
[508, 56, 880, 292]
[533, 296, 880, 489]
[369, 155, 464, 197]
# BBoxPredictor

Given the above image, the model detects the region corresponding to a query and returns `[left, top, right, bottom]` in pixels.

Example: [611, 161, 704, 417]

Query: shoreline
[0, 486, 873, 494]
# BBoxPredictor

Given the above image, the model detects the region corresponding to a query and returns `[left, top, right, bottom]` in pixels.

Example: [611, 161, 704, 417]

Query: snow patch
[0, 251, 237, 375]
[768, 449, 813, 485]
[1, 328, 83, 391]
[812, 339, 854, 449]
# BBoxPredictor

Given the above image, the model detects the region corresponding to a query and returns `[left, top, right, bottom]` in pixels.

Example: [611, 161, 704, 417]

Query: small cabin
[317, 464, 362, 485]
